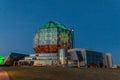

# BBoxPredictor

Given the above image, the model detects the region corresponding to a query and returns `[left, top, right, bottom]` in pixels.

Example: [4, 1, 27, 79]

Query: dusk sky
[0, 0, 120, 64]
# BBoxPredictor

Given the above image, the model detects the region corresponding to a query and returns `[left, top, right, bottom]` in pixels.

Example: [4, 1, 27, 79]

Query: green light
[41, 21, 69, 30]
[0, 56, 6, 65]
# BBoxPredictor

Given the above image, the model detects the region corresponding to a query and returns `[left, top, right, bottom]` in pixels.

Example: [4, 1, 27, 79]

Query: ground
[1, 67, 120, 80]
[0, 68, 9, 80]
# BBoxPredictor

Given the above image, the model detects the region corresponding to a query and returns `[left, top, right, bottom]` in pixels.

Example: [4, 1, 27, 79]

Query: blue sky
[0, 0, 120, 64]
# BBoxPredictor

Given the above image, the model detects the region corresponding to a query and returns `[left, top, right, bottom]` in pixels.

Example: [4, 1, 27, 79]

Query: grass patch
[1, 67, 120, 80]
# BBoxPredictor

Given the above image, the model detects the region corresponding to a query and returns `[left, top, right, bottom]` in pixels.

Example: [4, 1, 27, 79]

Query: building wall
[33, 60, 58, 66]
[85, 50, 103, 67]
[25, 53, 58, 61]
[57, 28, 73, 50]
[103, 53, 113, 68]
[68, 48, 87, 67]
[68, 48, 106, 68]
[34, 28, 58, 53]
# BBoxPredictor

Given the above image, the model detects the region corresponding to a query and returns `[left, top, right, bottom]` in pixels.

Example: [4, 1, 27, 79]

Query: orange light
[0, 71, 9, 80]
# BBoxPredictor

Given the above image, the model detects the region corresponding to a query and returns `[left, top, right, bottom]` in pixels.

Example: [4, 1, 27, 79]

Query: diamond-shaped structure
[33, 21, 74, 53]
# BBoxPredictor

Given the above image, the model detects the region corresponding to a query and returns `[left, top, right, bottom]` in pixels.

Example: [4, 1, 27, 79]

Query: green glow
[0, 56, 6, 65]
[41, 21, 69, 30]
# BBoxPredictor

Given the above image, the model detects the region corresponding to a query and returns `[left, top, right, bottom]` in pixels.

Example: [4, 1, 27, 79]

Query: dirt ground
[1, 67, 120, 80]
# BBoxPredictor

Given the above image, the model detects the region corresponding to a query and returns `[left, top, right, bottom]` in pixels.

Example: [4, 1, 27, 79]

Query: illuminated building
[17, 21, 113, 68]
[0, 56, 6, 65]
[33, 21, 74, 53]
[20, 21, 74, 66]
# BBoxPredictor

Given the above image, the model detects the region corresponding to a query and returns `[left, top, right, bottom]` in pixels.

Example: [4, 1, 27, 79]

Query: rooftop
[40, 21, 71, 30]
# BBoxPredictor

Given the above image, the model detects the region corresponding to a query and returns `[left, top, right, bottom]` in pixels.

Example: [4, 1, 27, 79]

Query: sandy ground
[0, 68, 9, 80]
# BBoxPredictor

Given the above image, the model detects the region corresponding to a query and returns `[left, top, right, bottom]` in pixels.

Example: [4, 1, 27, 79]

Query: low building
[4, 52, 28, 66]
[21, 53, 58, 66]
[68, 48, 112, 68]
[22, 49, 83, 67]
[19, 48, 113, 68]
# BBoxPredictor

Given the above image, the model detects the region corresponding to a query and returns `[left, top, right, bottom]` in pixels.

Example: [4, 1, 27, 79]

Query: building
[19, 21, 74, 66]
[0, 56, 6, 65]
[23, 53, 58, 66]
[18, 21, 113, 68]
[103, 53, 113, 68]
[4, 52, 28, 66]
[68, 48, 111, 68]
[22, 48, 112, 68]
[33, 21, 74, 53]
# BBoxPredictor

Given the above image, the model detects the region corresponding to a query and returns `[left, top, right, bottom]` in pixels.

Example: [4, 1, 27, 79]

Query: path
[0, 68, 9, 80]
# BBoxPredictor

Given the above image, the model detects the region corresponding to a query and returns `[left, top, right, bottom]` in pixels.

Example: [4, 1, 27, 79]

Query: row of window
[39, 37, 57, 41]
[38, 33, 72, 37]
[38, 30, 72, 35]
[34, 41, 72, 45]
[39, 40, 57, 45]
[39, 29, 57, 32]
[87, 60, 103, 64]
[39, 28, 71, 32]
